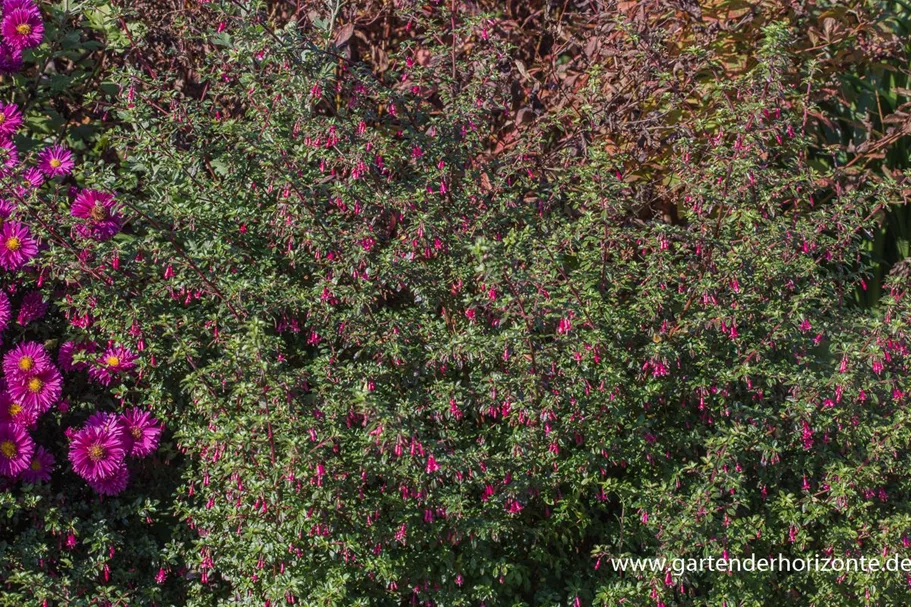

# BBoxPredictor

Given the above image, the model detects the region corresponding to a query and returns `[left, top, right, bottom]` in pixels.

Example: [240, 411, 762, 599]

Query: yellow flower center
[8, 403, 22, 416]
[18, 356, 33, 372]
[105, 356, 121, 367]
[0, 440, 16, 459]
[16, 24, 31, 36]
[0, 114, 6, 124]
[30, 459, 41, 471]
[88, 444, 105, 462]
[50, 158, 61, 168]
[5, 237, 21, 252]
[90, 205, 108, 222]
[131, 427, 142, 439]
[27, 377, 43, 393]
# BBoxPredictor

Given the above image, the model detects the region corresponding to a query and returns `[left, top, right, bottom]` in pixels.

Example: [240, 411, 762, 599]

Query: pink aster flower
[16, 290, 47, 326]
[37, 145, 74, 178]
[1, 8, 44, 49]
[58, 340, 96, 372]
[0, 421, 33, 477]
[0, 138, 18, 175]
[14, 166, 44, 196]
[87, 461, 129, 495]
[0, 221, 38, 270]
[71, 190, 123, 241]
[0, 290, 10, 333]
[0, 390, 37, 428]
[0, 42, 22, 74]
[0, 103, 22, 137]
[20, 445, 53, 483]
[8, 364, 61, 412]
[3, 340, 51, 380]
[3, 1, 38, 12]
[68, 422, 126, 482]
[0, 198, 15, 220]
[88, 346, 137, 386]
[85, 410, 118, 430]
[119, 408, 162, 458]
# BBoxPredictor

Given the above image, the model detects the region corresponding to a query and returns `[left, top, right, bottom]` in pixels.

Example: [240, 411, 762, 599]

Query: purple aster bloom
[119, 409, 162, 458]
[85, 410, 119, 430]
[2, 1, 38, 11]
[0, 421, 32, 477]
[1, 8, 44, 49]
[0, 221, 38, 270]
[0, 103, 22, 137]
[69, 422, 125, 481]
[58, 340, 95, 372]
[20, 445, 53, 483]
[8, 365, 61, 412]
[3, 340, 51, 379]
[0, 198, 15, 221]
[16, 290, 47, 326]
[0, 385, 37, 428]
[57, 342, 76, 372]
[0, 138, 19, 175]
[0, 42, 22, 74]
[71, 190, 123, 241]
[14, 166, 44, 197]
[89, 346, 137, 386]
[0, 290, 10, 334]
[37, 145, 74, 178]
[87, 461, 129, 495]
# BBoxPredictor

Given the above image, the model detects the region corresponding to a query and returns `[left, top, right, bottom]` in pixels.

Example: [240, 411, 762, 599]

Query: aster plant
[0, 1, 190, 604]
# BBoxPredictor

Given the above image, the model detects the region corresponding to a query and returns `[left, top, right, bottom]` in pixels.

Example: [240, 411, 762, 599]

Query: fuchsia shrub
[96, 6, 911, 606]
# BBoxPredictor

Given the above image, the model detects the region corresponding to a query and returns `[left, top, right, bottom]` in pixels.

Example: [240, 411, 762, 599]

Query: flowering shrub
[94, 3, 911, 606]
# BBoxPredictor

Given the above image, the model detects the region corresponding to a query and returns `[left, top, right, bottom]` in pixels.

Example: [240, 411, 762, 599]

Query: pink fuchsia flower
[0, 138, 18, 175]
[8, 364, 61, 412]
[0, 421, 33, 477]
[3, 340, 51, 380]
[68, 422, 126, 482]
[0, 103, 22, 137]
[20, 445, 53, 483]
[87, 461, 129, 495]
[0, 390, 38, 428]
[1, 8, 44, 49]
[58, 340, 96, 372]
[37, 145, 74, 178]
[16, 290, 47, 326]
[0, 41, 21, 74]
[0, 221, 38, 270]
[89, 346, 137, 386]
[71, 190, 123, 241]
[119, 409, 162, 458]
